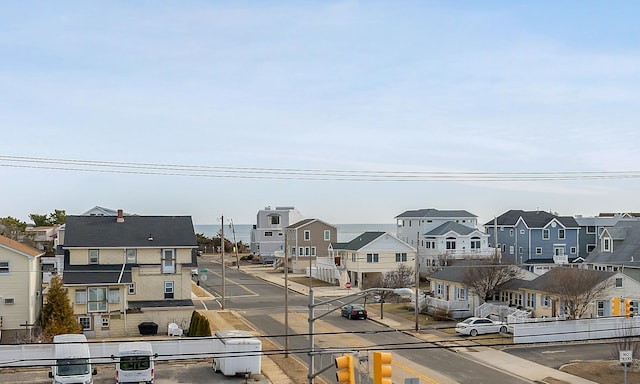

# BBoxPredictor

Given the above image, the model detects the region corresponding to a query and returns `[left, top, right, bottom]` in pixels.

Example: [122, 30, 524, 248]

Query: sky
[2, 1, 640, 226]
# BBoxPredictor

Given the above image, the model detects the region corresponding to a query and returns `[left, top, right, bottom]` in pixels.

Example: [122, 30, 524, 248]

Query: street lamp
[307, 287, 413, 384]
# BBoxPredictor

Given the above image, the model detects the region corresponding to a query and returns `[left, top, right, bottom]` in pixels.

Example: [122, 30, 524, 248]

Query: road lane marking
[393, 360, 440, 384]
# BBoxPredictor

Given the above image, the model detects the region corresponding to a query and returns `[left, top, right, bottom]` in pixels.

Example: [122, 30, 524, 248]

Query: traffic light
[335, 354, 355, 384]
[612, 297, 621, 316]
[373, 351, 392, 384]
[625, 299, 633, 317]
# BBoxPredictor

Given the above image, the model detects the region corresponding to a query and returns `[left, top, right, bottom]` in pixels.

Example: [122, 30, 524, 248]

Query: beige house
[328, 231, 416, 288]
[0, 235, 44, 343]
[284, 219, 337, 274]
[60, 210, 198, 338]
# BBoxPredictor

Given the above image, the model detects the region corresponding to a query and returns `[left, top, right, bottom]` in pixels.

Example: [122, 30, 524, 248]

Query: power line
[2, 155, 640, 181]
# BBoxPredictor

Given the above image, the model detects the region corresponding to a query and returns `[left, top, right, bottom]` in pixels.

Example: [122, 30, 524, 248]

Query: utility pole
[415, 231, 420, 332]
[284, 239, 289, 358]
[221, 215, 225, 310]
[229, 219, 240, 269]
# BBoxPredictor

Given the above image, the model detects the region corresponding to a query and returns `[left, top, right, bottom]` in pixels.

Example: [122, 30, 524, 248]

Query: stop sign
[345, 282, 352, 289]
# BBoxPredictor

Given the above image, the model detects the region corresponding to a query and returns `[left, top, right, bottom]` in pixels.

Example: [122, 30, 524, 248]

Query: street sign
[345, 282, 352, 289]
[620, 350, 633, 364]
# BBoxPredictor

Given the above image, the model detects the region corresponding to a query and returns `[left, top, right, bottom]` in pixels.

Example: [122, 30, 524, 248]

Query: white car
[455, 317, 507, 336]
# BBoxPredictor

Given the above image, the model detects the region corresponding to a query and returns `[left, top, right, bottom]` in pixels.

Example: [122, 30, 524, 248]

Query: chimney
[116, 209, 124, 223]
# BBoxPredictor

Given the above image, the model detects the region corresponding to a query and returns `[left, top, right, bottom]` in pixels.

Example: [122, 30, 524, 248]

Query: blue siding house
[485, 210, 580, 273]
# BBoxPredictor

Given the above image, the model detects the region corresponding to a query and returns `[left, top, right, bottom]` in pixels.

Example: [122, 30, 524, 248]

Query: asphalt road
[197, 260, 531, 384]
[504, 341, 620, 369]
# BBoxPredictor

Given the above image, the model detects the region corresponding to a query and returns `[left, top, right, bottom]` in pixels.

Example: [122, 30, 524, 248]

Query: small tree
[41, 276, 82, 339]
[462, 256, 522, 303]
[542, 267, 611, 319]
[188, 311, 212, 336]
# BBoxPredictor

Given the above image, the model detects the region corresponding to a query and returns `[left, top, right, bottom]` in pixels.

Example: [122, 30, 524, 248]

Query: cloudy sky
[2, 1, 640, 226]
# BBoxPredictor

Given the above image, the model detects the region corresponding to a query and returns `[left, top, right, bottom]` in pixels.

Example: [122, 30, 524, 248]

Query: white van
[49, 334, 97, 384]
[114, 341, 155, 384]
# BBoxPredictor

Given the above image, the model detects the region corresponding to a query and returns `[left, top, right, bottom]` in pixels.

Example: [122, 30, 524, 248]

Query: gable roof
[331, 232, 386, 250]
[395, 208, 476, 219]
[0, 235, 44, 257]
[287, 218, 336, 230]
[525, 268, 614, 292]
[63, 215, 197, 248]
[485, 210, 578, 228]
[585, 221, 640, 266]
[425, 221, 478, 236]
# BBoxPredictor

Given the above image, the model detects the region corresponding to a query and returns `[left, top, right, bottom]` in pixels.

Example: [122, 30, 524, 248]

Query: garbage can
[138, 321, 158, 335]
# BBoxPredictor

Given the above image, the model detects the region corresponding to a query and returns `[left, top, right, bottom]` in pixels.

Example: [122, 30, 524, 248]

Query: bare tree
[462, 256, 522, 303]
[363, 264, 414, 302]
[610, 318, 640, 363]
[542, 268, 611, 319]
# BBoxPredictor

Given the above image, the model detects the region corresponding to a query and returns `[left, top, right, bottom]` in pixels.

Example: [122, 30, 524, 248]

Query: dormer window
[269, 215, 280, 225]
[603, 237, 611, 252]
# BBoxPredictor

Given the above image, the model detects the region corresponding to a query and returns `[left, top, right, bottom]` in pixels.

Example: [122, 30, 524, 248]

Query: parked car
[341, 304, 368, 320]
[455, 317, 507, 336]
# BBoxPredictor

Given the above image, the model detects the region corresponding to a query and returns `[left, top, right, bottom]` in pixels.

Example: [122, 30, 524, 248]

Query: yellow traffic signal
[335, 354, 355, 384]
[373, 351, 392, 384]
[625, 299, 633, 317]
[612, 297, 621, 316]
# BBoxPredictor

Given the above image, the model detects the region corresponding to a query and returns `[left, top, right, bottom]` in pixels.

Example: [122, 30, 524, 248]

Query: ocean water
[193, 223, 398, 244]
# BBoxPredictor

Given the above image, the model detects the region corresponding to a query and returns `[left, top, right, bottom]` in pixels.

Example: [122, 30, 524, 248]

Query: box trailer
[212, 330, 261, 376]
[49, 334, 97, 384]
[114, 341, 155, 384]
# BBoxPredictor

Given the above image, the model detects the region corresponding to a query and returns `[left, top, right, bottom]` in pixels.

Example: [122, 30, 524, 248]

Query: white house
[250, 206, 305, 263]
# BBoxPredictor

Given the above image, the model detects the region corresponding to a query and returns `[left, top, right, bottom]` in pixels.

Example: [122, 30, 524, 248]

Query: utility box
[212, 330, 261, 377]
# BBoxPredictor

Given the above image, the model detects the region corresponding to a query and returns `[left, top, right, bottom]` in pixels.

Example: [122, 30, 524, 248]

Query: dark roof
[63, 270, 132, 285]
[331, 232, 386, 250]
[585, 221, 640, 267]
[395, 208, 476, 219]
[526, 268, 614, 292]
[425, 222, 477, 236]
[128, 299, 194, 309]
[523, 258, 583, 265]
[64, 215, 197, 248]
[484, 210, 578, 228]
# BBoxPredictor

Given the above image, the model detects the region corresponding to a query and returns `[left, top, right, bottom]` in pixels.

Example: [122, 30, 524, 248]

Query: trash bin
[138, 321, 158, 335]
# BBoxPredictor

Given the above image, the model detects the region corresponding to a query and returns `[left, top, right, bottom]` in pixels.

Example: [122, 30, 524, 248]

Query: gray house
[584, 220, 640, 282]
[485, 210, 580, 274]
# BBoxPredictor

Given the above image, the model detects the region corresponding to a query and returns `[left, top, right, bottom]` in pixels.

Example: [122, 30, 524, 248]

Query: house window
[75, 289, 87, 305]
[4, 298, 14, 305]
[0, 261, 9, 274]
[520, 229, 525, 235]
[108, 288, 120, 304]
[299, 247, 304, 256]
[554, 247, 565, 256]
[597, 301, 604, 317]
[436, 283, 443, 295]
[603, 238, 611, 252]
[164, 281, 174, 299]
[351, 253, 356, 262]
[101, 317, 110, 328]
[535, 247, 542, 255]
[161, 249, 176, 273]
[128, 283, 136, 295]
[509, 246, 514, 255]
[88, 287, 108, 312]
[311, 247, 316, 256]
[395, 253, 407, 262]
[470, 237, 480, 249]
[501, 244, 506, 253]
[615, 278, 623, 288]
[509, 229, 514, 237]
[304, 230, 311, 241]
[456, 288, 466, 300]
[587, 226, 596, 234]
[264, 231, 273, 237]
[518, 247, 523, 254]
[270, 215, 280, 225]
[587, 244, 596, 252]
[78, 316, 91, 330]
[558, 229, 565, 240]
[126, 249, 137, 264]
[446, 238, 456, 250]
[89, 249, 99, 264]
[526, 293, 535, 307]
[324, 230, 330, 241]
[542, 296, 551, 307]
[543, 229, 550, 240]
[366, 253, 379, 263]
[570, 247, 576, 254]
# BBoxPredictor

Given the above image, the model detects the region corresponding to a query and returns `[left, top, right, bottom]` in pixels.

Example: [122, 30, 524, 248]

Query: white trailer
[114, 341, 155, 384]
[212, 330, 261, 377]
[49, 334, 97, 384]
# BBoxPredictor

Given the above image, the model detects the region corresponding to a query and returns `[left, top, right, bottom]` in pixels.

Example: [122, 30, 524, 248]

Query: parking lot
[0, 360, 271, 384]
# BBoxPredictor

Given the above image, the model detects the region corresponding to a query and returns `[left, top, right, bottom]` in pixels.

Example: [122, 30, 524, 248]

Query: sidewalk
[239, 263, 599, 384]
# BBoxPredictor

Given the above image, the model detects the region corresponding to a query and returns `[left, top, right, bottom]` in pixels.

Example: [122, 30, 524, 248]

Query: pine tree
[41, 275, 82, 339]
